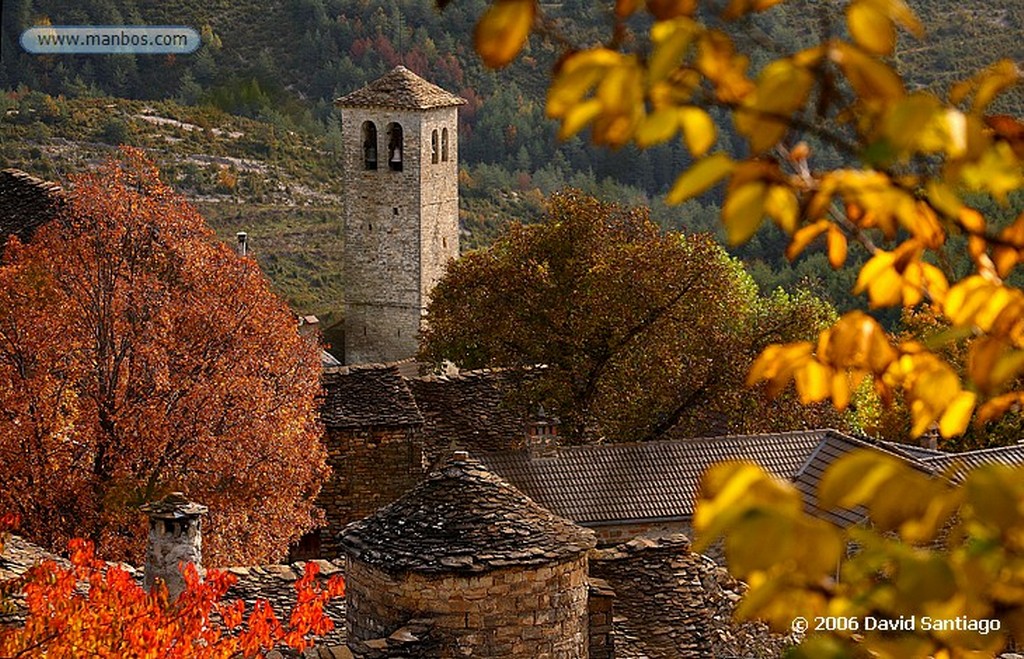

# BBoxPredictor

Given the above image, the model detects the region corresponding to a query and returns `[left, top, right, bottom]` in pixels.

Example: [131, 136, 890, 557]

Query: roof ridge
[335, 65, 466, 110]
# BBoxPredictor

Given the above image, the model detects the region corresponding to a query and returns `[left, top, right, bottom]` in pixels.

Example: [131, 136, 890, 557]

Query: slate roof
[0, 169, 64, 250]
[224, 560, 347, 655]
[334, 66, 466, 110]
[479, 429, 834, 526]
[339, 454, 596, 573]
[922, 443, 1024, 482]
[407, 369, 531, 464]
[591, 535, 791, 659]
[320, 364, 423, 429]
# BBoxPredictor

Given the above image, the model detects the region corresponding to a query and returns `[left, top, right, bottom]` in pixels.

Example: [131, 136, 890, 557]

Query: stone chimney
[236, 231, 248, 256]
[140, 492, 207, 600]
[528, 405, 560, 459]
[298, 314, 321, 339]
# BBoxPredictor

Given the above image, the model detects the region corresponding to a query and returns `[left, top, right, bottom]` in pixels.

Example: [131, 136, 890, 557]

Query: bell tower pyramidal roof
[334, 65, 466, 110]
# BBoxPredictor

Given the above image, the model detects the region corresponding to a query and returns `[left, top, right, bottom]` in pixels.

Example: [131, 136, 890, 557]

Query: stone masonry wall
[590, 535, 791, 658]
[341, 103, 459, 365]
[318, 427, 424, 559]
[589, 520, 693, 547]
[418, 106, 460, 307]
[342, 106, 424, 364]
[346, 555, 590, 658]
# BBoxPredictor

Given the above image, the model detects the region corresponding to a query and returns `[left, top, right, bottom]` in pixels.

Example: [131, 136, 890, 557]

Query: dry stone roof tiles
[407, 369, 531, 465]
[590, 534, 792, 659]
[339, 454, 596, 573]
[0, 169, 64, 249]
[223, 560, 347, 656]
[321, 364, 423, 429]
[334, 66, 466, 110]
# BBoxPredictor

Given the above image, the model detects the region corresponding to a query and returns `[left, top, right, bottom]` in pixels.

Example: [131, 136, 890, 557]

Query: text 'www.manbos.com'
[21, 26, 200, 55]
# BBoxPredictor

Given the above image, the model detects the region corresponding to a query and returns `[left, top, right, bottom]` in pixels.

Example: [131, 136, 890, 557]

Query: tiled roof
[407, 369, 530, 464]
[478, 429, 833, 526]
[339, 454, 596, 573]
[0, 169, 64, 250]
[335, 66, 466, 110]
[791, 433, 933, 527]
[922, 443, 1024, 482]
[320, 364, 423, 429]
[877, 439, 947, 460]
[0, 535, 62, 624]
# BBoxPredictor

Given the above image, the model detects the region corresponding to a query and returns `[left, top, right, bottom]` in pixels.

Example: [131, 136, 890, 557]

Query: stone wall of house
[589, 520, 694, 547]
[340, 103, 458, 365]
[588, 578, 615, 659]
[318, 427, 424, 558]
[346, 555, 590, 658]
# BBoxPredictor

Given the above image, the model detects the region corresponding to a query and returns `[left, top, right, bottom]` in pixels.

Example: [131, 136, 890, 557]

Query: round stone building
[340, 451, 597, 658]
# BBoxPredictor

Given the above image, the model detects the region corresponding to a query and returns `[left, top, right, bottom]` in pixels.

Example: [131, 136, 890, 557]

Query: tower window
[441, 127, 449, 162]
[362, 121, 378, 170]
[387, 122, 403, 172]
[431, 129, 439, 164]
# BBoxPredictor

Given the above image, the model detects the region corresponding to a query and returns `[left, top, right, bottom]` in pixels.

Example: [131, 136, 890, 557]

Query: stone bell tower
[335, 66, 464, 364]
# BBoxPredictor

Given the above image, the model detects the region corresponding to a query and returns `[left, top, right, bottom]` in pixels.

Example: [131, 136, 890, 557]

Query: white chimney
[140, 492, 207, 600]
[236, 231, 248, 256]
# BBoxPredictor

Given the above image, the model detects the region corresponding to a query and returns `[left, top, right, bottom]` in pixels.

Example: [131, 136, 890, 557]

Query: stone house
[0, 168, 64, 256]
[315, 364, 426, 559]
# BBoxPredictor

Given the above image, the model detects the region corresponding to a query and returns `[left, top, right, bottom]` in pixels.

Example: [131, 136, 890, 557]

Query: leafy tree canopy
[420, 190, 843, 442]
[0, 149, 327, 565]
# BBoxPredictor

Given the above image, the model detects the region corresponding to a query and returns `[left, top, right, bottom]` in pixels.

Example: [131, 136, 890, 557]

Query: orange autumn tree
[0, 518, 345, 658]
[458, 0, 1024, 656]
[0, 149, 327, 566]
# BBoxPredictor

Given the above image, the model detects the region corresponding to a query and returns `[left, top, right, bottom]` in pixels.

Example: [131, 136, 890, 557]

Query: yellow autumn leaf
[847, 0, 895, 55]
[764, 185, 799, 233]
[785, 220, 830, 260]
[939, 390, 976, 438]
[635, 107, 679, 147]
[559, 98, 603, 139]
[678, 106, 715, 156]
[795, 359, 832, 404]
[735, 59, 813, 153]
[854, 250, 903, 307]
[827, 226, 848, 268]
[547, 48, 621, 117]
[819, 450, 903, 510]
[649, 17, 699, 83]
[666, 152, 734, 204]
[723, 181, 768, 244]
[951, 59, 1021, 113]
[746, 341, 814, 396]
[474, 0, 535, 68]
[830, 42, 905, 101]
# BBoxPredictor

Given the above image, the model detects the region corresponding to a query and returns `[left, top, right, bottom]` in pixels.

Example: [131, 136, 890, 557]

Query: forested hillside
[2, 0, 1021, 328]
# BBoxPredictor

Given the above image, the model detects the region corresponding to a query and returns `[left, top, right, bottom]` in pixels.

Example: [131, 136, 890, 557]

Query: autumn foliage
[0, 518, 344, 658]
[461, 0, 1024, 655]
[421, 190, 842, 442]
[0, 149, 327, 565]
